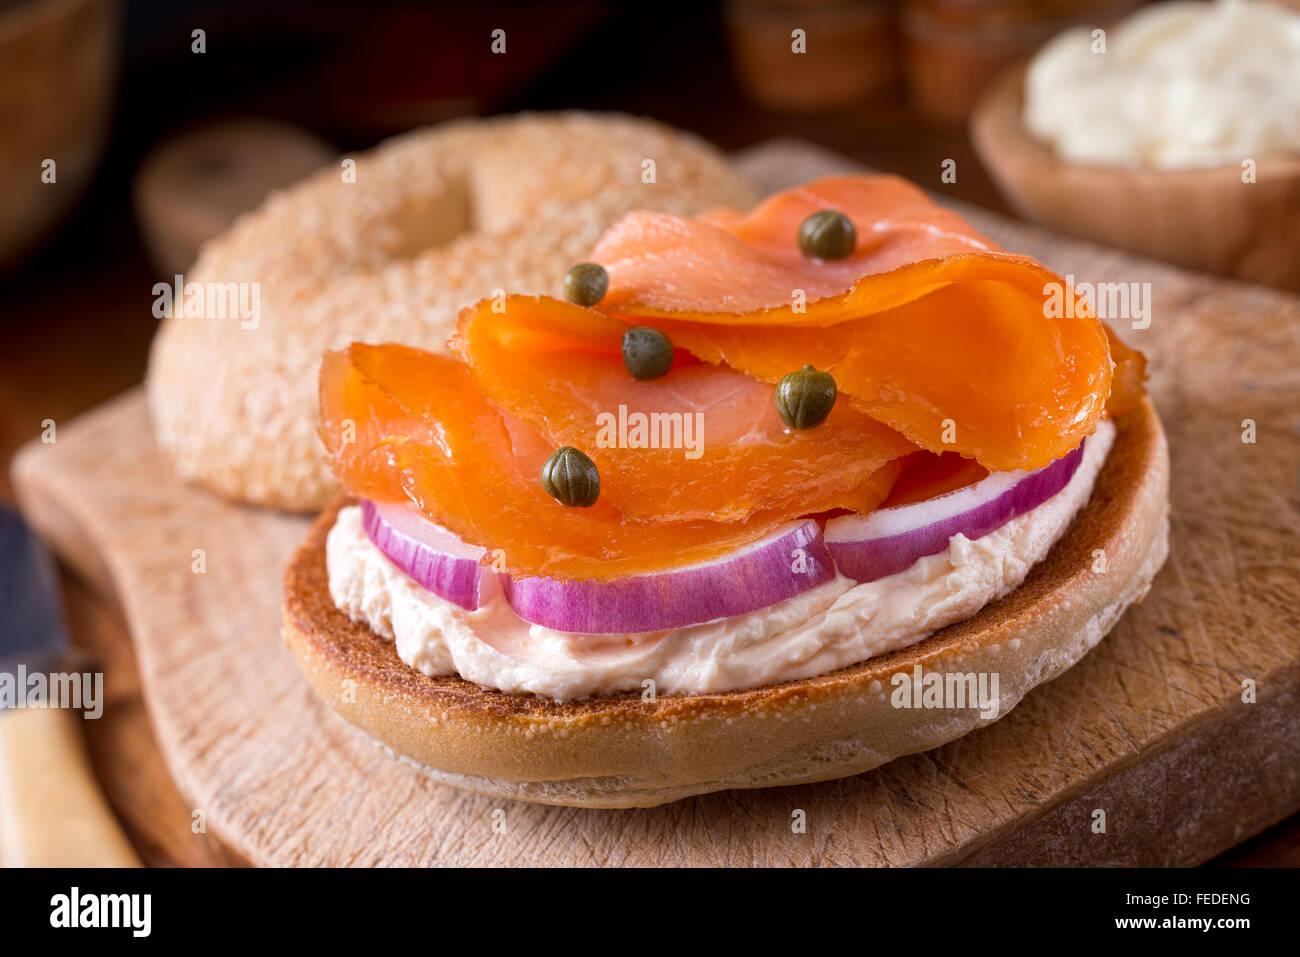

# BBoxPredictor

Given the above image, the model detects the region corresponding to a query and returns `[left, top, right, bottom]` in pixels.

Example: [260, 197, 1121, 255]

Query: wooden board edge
[945, 660, 1300, 865]
[10, 389, 255, 866]
[10, 389, 144, 597]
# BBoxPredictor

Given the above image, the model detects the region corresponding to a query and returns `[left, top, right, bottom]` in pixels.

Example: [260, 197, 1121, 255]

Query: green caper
[540, 446, 600, 507]
[798, 210, 856, 261]
[775, 364, 837, 430]
[563, 262, 609, 306]
[621, 326, 674, 380]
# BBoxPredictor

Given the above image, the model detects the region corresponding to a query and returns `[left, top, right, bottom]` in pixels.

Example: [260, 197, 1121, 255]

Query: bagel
[147, 112, 756, 511]
[282, 398, 1169, 809]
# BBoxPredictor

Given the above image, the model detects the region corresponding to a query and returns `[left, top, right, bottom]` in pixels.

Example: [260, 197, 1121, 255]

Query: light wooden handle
[0, 707, 140, 867]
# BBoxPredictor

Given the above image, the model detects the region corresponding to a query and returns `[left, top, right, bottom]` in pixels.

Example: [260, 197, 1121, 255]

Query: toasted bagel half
[282, 398, 1169, 808]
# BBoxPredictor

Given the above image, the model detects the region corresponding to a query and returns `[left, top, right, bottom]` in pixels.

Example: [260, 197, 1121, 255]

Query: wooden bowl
[972, 62, 1300, 292]
[133, 119, 335, 275]
[0, 0, 118, 271]
[724, 0, 898, 112]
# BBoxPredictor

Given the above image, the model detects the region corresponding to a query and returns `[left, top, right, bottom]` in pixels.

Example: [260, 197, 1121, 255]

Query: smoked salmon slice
[880, 451, 989, 508]
[590, 175, 1124, 472]
[450, 295, 918, 523]
[318, 175, 1145, 581]
[320, 343, 872, 579]
[1104, 325, 1147, 417]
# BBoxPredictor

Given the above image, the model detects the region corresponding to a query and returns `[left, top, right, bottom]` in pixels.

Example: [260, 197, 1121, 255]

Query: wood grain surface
[10, 142, 1300, 866]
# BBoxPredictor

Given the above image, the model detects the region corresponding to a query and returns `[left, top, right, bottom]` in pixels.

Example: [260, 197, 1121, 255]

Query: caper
[563, 262, 609, 306]
[775, 364, 837, 430]
[798, 210, 856, 261]
[621, 326, 674, 380]
[540, 446, 601, 507]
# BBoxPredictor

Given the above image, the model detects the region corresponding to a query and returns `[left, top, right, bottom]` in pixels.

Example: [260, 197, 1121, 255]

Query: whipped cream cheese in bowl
[972, 0, 1300, 290]
[1023, 0, 1300, 170]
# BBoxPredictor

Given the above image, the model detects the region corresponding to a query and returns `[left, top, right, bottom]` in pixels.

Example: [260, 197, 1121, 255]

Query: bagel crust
[147, 112, 757, 512]
[282, 399, 1170, 808]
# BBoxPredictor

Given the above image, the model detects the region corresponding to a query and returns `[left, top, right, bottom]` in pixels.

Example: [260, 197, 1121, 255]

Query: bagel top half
[282, 397, 1169, 809]
[147, 112, 757, 511]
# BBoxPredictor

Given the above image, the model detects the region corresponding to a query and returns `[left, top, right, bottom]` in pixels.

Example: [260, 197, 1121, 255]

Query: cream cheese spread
[326, 420, 1116, 701]
[1024, 0, 1300, 170]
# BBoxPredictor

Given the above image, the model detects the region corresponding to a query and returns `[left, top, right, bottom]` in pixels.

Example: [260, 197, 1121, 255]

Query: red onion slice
[361, 500, 490, 611]
[503, 520, 835, 634]
[361, 441, 1082, 632]
[824, 441, 1086, 583]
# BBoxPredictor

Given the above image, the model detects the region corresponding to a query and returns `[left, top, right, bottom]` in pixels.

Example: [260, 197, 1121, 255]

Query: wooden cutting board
[11, 142, 1300, 866]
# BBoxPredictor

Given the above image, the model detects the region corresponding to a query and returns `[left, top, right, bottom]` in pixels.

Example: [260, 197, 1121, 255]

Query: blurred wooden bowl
[725, 0, 898, 112]
[133, 119, 335, 276]
[0, 0, 118, 271]
[972, 62, 1300, 291]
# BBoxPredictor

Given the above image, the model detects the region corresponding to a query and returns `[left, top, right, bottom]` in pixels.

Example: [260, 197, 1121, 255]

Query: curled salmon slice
[1104, 325, 1147, 417]
[880, 451, 989, 508]
[591, 175, 1128, 472]
[320, 343, 858, 580]
[450, 295, 917, 524]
